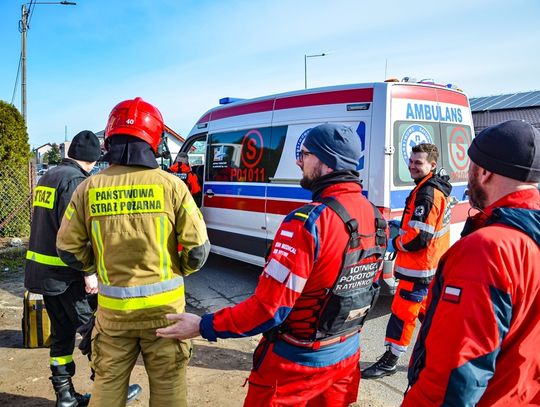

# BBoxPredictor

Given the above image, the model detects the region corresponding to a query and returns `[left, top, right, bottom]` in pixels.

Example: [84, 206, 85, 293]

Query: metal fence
[0, 162, 34, 238]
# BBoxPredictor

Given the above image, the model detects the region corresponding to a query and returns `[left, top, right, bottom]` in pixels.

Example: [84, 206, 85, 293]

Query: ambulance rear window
[439, 124, 472, 183]
[393, 121, 442, 186]
[392, 121, 472, 186]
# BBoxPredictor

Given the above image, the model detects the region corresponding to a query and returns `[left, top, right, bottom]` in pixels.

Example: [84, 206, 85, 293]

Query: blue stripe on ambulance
[203, 183, 468, 210]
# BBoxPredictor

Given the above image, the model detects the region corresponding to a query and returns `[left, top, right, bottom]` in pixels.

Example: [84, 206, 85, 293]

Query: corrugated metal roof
[470, 91, 540, 112]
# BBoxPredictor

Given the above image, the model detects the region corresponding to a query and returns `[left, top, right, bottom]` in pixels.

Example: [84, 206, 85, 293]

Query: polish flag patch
[442, 285, 462, 304]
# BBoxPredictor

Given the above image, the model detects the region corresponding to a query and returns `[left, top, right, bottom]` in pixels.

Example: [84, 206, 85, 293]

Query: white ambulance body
[180, 81, 474, 293]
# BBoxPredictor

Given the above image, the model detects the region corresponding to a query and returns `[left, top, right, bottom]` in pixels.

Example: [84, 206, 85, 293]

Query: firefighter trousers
[89, 317, 192, 407]
[43, 280, 93, 377]
[384, 279, 429, 356]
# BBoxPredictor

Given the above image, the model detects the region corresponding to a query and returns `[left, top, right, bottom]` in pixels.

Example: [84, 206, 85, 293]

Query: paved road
[185, 253, 418, 407]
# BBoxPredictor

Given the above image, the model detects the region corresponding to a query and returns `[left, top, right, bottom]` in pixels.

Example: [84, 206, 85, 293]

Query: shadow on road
[0, 392, 52, 406]
[191, 342, 252, 371]
[0, 329, 23, 349]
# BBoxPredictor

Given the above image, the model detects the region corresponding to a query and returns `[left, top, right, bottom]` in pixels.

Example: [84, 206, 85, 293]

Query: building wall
[472, 107, 540, 134]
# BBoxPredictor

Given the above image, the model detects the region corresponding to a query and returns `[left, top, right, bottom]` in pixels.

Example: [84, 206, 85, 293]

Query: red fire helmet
[104, 97, 164, 152]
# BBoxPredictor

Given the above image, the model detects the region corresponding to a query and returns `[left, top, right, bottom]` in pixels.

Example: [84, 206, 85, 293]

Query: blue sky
[1, 0, 539, 148]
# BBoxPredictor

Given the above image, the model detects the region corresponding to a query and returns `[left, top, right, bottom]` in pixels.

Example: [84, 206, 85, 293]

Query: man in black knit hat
[25, 131, 142, 407]
[403, 120, 540, 406]
[25, 131, 100, 407]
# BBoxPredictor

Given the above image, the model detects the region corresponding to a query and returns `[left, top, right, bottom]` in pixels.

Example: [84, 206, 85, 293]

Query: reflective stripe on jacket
[56, 165, 210, 330]
[24, 159, 89, 295]
[393, 171, 452, 283]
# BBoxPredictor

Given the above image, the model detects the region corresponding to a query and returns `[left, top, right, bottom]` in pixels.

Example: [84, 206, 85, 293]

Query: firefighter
[403, 120, 540, 406]
[157, 123, 386, 406]
[56, 97, 210, 407]
[25, 130, 100, 407]
[362, 143, 452, 379]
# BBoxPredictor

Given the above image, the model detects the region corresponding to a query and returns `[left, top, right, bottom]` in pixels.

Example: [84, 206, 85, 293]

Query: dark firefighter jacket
[25, 159, 90, 295]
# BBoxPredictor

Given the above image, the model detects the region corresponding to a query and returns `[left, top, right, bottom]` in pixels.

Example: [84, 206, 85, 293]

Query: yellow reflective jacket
[57, 165, 210, 329]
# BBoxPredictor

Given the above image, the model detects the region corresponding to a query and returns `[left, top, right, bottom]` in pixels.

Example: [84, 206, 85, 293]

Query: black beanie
[302, 123, 361, 171]
[468, 120, 540, 182]
[68, 130, 101, 162]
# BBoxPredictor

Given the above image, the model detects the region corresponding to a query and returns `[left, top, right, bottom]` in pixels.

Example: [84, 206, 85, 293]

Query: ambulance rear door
[389, 83, 474, 244]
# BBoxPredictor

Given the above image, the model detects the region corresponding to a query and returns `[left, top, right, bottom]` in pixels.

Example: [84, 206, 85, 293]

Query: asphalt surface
[184, 253, 417, 407]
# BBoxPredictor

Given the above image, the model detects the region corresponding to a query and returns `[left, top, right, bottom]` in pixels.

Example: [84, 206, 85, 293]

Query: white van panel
[183, 81, 475, 289]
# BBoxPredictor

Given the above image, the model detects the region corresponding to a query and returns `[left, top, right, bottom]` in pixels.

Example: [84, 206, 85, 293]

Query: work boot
[127, 384, 142, 404]
[74, 392, 91, 407]
[361, 349, 399, 379]
[50, 376, 79, 407]
[70, 381, 90, 407]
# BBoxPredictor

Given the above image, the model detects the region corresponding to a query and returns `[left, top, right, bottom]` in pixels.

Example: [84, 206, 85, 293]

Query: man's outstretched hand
[156, 313, 202, 340]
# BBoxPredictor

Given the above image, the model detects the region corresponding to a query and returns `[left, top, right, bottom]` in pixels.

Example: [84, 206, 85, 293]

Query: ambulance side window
[393, 121, 442, 186]
[439, 124, 473, 183]
[179, 135, 207, 188]
[207, 126, 286, 183]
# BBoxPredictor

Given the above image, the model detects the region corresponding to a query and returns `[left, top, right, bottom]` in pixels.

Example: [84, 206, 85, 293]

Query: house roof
[164, 125, 184, 142]
[34, 142, 52, 151]
[470, 90, 540, 112]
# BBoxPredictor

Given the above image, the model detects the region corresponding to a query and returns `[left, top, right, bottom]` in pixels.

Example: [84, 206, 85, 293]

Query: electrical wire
[10, 54, 22, 105]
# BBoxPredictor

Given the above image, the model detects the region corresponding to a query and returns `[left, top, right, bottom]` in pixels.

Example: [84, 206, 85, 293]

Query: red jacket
[169, 162, 201, 195]
[403, 188, 540, 407]
[199, 181, 380, 365]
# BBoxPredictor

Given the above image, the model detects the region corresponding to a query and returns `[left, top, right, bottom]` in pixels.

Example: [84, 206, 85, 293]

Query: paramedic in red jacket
[403, 120, 540, 406]
[169, 152, 201, 196]
[362, 143, 452, 379]
[157, 123, 385, 406]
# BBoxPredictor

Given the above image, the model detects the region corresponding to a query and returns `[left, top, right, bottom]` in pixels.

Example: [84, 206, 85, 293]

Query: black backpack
[316, 197, 387, 338]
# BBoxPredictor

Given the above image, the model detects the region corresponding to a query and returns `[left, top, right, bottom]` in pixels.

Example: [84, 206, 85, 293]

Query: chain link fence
[0, 162, 34, 239]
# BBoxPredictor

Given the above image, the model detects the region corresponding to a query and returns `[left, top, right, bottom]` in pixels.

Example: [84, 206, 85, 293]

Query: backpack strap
[319, 197, 387, 250]
[319, 197, 361, 248]
[370, 202, 388, 247]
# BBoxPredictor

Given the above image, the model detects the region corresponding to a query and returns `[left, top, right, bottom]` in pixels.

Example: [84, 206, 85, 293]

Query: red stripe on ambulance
[392, 86, 469, 107]
[197, 88, 374, 124]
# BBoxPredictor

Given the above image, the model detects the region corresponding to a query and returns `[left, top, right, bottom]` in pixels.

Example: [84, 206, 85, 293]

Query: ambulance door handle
[205, 189, 215, 198]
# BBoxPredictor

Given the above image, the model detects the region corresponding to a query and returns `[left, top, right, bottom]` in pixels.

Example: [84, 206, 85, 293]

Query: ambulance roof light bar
[219, 97, 246, 105]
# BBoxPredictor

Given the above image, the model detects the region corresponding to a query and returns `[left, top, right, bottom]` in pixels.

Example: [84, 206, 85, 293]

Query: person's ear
[322, 164, 334, 175]
[479, 167, 493, 184]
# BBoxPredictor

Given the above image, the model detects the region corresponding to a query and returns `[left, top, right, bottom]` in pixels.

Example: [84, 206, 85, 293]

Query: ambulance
[179, 79, 474, 294]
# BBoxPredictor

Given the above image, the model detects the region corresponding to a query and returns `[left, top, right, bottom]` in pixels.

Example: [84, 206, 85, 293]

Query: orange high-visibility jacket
[393, 171, 452, 284]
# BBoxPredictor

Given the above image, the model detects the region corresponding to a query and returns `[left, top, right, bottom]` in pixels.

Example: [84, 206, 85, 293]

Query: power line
[10, 54, 22, 106]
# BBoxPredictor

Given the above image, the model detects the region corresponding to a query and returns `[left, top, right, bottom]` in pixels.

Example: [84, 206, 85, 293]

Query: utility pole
[21, 4, 29, 123]
[19, 1, 77, 124]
